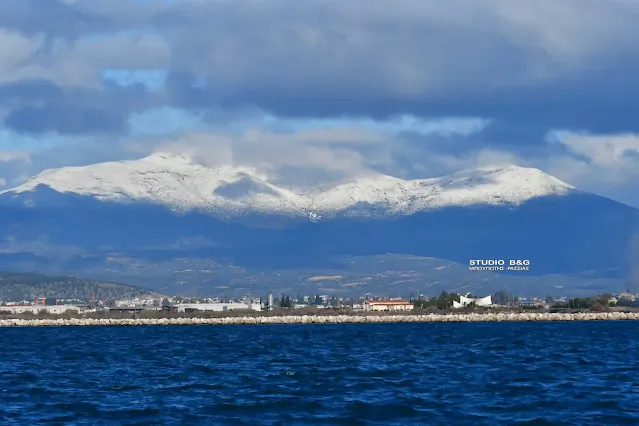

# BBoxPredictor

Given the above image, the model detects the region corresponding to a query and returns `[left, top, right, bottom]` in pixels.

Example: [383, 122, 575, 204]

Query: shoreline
[1, 311, 639, 327]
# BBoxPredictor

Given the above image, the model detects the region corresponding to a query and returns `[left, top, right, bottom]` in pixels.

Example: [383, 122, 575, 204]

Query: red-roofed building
[363, 299, 414, 312]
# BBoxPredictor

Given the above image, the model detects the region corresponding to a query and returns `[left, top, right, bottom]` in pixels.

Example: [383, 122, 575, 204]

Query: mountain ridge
[1, 153, 577, 219]
[0, 154, 636, 296]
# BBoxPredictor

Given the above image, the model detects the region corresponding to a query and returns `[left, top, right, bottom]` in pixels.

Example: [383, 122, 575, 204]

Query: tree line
[552, 293, 616, 310]
[279, 295, 294, 308]
[412, 292, 461, 310]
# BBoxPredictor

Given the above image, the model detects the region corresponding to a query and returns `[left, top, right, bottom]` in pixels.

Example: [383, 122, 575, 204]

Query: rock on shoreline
[1, 312, 639, 327]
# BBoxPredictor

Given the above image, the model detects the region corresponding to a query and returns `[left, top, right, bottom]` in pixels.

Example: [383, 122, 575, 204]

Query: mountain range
[0, 153, 637, 297]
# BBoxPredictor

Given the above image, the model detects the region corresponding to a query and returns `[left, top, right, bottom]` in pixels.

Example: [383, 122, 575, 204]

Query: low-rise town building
[363, 300, 414, 312]
[618, 293, 638, 302]
[176, 301, 262, 313]
[0, 305, 89, 315]
[0, 297, 93, 315]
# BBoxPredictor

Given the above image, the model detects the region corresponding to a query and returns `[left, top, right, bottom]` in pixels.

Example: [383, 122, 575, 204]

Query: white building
[176, 301, 262, 313]
[0, 305, 87, 315]
[453, 295, 492, 308]
[363, 300, 414, 312]
[619, 293, 638, 302]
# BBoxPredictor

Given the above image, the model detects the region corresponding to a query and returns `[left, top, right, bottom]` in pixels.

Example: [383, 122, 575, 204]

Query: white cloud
[3, 1, 638, 127]
[558, 132, 639, 165]
[150, 0, 639, 114]
[0, 150, 30, 163]
[0, 30, 43, 76]
[0, 29, 170, 87]
[550, 132, 639, 184]
[132, 128, 379, 179]
[0, 149, 31, 188]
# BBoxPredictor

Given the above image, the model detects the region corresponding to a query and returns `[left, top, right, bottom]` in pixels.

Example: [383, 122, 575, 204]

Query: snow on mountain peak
[2, 155, 576, 218]
[143, 152, 194, 164]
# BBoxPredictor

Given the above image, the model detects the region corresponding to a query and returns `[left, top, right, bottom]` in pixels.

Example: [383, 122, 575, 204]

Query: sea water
[1, 322, 638, 425]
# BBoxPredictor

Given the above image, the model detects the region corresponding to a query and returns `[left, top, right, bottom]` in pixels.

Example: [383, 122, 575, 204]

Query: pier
[1, 311, 639, 327]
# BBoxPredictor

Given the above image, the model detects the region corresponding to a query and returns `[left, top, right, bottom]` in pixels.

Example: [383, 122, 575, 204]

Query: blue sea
[1, 322, 639, 425]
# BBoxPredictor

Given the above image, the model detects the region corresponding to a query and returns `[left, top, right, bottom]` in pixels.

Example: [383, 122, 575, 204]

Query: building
[267, 293, 274, 311]
[519, 300, 548, 309]
[363, 300, 414, 312]
[0, 305, 85, 315]
[452, 295, 492, 308]
[106, 306, 154, 314]
[619, 293, 638, 302]
[176, 301, 262, 313]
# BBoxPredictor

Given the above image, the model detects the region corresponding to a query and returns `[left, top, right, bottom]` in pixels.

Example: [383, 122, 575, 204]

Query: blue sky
[1, 0, 639, 206]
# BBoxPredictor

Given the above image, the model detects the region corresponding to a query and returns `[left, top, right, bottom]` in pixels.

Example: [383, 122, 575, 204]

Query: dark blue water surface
[1, 322, 639, 425]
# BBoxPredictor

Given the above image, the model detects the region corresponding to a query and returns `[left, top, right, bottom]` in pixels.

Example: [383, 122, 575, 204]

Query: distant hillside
[0, 156, 637, 296]
[0, 271, 153, 302]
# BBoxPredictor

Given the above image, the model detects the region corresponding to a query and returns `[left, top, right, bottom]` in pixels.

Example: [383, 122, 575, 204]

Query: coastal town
[1, 290, 638, 317]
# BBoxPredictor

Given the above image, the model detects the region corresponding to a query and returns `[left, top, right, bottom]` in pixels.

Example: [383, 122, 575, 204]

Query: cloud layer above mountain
[1, 0, 639, 206]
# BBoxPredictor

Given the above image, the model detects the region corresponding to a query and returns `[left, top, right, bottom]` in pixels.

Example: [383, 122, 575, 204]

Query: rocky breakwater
[1, 312, 639, 327]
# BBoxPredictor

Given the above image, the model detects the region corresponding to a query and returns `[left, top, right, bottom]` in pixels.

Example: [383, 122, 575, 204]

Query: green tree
[567, 297, 593, 309]
[597, 293, 615, 307]
[436, 291, 450, 310]
[285, 295, 291, 308]
[413, 296, 436, 310]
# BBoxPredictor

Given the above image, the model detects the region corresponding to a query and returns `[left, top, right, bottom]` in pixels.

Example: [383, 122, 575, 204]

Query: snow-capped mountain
[2, 153, 576, 219]
[0, 153, 636, 296]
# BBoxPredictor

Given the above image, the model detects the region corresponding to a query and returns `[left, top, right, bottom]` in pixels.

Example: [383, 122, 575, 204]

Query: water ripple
[1, 322, 639, 424]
